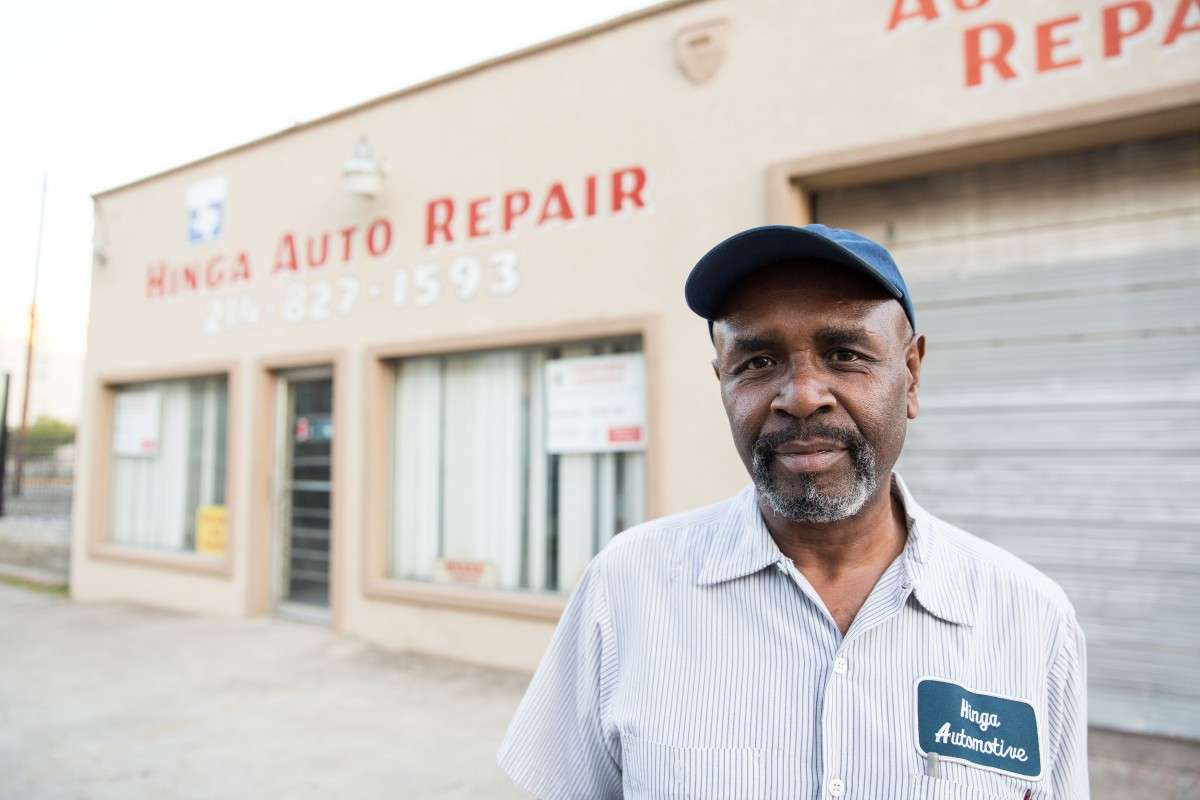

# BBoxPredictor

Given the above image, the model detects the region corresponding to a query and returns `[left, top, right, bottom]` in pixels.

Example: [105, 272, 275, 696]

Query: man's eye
[745, 356, 774, 370]
[830, 349, 861, 363]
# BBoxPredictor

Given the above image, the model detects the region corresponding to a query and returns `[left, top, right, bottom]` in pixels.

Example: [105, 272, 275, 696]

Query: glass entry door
[279, 373, 333, 609]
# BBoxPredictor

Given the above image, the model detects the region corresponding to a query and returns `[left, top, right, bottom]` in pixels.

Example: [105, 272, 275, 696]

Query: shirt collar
[695, 475, 977, 628]
[892, 474, 977, 627]
[695, 485, 785, 586]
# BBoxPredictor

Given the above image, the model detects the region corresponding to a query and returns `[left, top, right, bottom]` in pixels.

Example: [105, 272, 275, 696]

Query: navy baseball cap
[684, 224, 916, 331]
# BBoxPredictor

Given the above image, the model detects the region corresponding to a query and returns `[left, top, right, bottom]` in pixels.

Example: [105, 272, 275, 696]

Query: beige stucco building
[75, 0, 1199, 747]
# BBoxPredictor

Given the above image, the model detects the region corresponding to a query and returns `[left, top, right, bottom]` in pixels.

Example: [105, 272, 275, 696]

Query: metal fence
[1, 431, 75, 521]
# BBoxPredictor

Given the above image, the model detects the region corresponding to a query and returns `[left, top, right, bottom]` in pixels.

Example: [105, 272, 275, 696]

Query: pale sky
[0, 0, 657, 356]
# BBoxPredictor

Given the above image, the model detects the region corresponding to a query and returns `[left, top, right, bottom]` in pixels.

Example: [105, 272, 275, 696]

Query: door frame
[248, 352, 347, 628]
[273, 366, 335, 620]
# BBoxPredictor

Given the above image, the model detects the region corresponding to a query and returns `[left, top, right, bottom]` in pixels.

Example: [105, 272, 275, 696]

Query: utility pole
[14, 173, 47, 497]
[0, 372, 9, 516]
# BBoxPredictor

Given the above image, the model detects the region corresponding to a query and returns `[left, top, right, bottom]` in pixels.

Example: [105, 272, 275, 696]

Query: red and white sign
[545, 353, 647, 454]
[607, 425, 644, 444]
[113, 389, 161, 457]
[433, 557, 498, 588]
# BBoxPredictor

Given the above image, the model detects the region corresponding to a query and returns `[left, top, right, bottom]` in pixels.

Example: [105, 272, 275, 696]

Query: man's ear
[906, 334, 926, 420]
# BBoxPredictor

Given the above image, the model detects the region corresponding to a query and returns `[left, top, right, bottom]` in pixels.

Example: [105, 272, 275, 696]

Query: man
[498, 224, 1089, 799]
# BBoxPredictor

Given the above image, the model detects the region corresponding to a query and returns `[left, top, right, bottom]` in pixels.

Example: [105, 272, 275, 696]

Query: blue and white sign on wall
[186, 176, 227, 244]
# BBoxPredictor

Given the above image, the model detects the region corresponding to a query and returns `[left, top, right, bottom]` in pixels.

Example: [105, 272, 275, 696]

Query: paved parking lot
[0, 582, 530, 799]
[3, 579, 1198, 799]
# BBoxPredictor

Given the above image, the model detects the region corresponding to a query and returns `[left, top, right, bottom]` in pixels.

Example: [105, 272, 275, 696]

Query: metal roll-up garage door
[815, 133, 1200, 740]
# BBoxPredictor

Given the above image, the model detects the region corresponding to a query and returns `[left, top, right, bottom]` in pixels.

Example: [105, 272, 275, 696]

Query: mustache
[752, 422, 867, 457]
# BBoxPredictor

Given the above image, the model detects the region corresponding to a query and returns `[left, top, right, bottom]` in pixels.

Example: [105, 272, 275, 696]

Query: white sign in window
[113, 389, 161, 457]
[545, 353, 646, 454]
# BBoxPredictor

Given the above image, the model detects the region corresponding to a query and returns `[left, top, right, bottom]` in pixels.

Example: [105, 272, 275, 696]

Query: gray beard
[750, 425, 878, 524]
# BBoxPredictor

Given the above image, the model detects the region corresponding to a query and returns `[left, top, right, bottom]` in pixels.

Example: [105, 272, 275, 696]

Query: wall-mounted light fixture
[343, 136, 384, 197]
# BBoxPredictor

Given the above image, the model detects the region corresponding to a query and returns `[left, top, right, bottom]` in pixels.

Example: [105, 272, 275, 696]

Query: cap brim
[684, 225, 904, 319]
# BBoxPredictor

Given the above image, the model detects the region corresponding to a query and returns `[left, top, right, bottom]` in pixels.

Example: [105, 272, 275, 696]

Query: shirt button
[833, 655, 848, 675]
[828, 778, 845, 797]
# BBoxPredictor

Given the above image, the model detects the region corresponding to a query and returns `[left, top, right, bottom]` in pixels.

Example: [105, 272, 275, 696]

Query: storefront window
[389, 337, 645, 594]
[108, 376, 228, 552]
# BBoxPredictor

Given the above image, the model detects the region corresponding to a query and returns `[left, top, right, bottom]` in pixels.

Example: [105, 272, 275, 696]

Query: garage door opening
[813, 133, 1200, 740]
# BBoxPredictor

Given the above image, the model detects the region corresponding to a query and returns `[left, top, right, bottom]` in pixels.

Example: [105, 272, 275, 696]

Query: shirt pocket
[909, 774, 1044, 800]
[622, 733, 766, 799]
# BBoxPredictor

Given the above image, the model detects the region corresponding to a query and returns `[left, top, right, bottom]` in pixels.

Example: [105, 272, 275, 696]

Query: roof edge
[92, 0, 710, 200]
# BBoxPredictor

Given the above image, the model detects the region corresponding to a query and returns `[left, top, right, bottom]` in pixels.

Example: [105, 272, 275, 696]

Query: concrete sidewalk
[0, 515, 70, 584]
[0, 582, 530, 799]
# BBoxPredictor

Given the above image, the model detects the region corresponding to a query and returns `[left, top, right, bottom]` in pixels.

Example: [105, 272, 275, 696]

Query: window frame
[363, 317, 659, 620]
[87, 362, 239, 577]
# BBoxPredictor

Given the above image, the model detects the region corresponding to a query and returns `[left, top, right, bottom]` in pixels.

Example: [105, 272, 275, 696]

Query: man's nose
[770, 364, 836, 419]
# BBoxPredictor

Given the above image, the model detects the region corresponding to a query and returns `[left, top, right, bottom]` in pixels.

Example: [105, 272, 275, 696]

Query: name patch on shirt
[914, 677, 1042, 780]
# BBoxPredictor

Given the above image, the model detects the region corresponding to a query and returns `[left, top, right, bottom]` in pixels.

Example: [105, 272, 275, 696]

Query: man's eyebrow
[721, 326, 885, 356]
[728, 334, 779, 354]
[813, 326, 880, 348]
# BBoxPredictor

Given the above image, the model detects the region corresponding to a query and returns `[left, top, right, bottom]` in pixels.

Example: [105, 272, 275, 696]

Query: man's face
[711, 260, 925, 524]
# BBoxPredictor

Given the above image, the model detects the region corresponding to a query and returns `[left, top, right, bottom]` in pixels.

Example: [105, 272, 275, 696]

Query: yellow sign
[196, 505, 228, 555]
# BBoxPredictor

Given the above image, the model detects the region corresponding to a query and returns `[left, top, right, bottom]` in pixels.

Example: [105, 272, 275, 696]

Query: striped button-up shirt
[498, 474, 1089, 799]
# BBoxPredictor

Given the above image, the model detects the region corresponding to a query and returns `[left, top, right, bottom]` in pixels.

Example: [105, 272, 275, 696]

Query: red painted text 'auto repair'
[146, 165, 650, 298]
[886, 0, 1199, 88]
